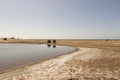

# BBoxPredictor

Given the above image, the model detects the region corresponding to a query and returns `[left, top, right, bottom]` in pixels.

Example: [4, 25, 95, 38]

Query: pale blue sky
[0, 0, 120, 39]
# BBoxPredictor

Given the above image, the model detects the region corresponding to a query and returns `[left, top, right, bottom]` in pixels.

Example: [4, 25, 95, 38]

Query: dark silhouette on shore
[11, 37, 15, 39]
[3, 38, 7, 40]
[47, 40, 51, 43]
[105, 39, 109, 41]
[47, 40, 56, 44]
[53, 40, 56, 44]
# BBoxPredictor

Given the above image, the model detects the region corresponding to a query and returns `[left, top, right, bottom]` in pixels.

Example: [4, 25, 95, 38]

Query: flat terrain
[0, 39, 120, 80]
[1, 39, 120, 52]
[56, 40, 120, 52]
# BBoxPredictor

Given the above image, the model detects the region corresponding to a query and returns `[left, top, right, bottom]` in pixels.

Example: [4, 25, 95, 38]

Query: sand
[0, 39, 120, 80]
[0, 47, 120, 80]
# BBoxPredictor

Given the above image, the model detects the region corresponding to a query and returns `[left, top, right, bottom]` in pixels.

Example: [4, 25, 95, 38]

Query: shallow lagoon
[0, 43, 75, 72]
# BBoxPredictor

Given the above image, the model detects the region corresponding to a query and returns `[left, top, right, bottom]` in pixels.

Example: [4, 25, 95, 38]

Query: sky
[0, 0, 120, 39]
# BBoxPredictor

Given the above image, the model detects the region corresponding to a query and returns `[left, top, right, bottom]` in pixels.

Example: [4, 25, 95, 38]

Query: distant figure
[47, 40, 51, 43]
[53, 40, 56, 44]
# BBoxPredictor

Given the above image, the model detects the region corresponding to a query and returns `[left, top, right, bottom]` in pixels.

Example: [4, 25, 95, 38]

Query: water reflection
[53, 45, 56, 48]
[47, 44, 56, 48]
[0, 44, 75, 72]
[47, 44, 51, 48]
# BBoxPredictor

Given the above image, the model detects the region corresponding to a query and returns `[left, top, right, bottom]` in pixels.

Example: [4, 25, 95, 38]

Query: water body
[0, 43, 75, 72]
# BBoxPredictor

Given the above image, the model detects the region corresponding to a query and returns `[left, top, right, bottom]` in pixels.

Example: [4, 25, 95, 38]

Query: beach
[0, 0, 120, 79]
[0, 40, 120, 80]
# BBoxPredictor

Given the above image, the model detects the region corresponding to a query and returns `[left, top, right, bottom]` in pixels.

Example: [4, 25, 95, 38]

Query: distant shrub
[53, 40, 56, 43]
[47, 40, 51, 43]
[3, 38, 7, 40]
[11, 37, 15, 39]
[105, 39, 109, 41]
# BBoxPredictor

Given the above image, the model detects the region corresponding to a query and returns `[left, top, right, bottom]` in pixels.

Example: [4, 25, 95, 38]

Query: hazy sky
[0, 0, 120, 39]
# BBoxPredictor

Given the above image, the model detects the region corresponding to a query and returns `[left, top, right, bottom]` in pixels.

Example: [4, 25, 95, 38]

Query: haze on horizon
[0, 0, 120, 39]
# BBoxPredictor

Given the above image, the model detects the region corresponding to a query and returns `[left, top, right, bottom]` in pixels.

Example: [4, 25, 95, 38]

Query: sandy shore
[0, 40, 120, 80]
[0, 47, 120, 80]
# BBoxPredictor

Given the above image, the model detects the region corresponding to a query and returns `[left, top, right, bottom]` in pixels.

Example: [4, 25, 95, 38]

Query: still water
[0, 43, 75, 72]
